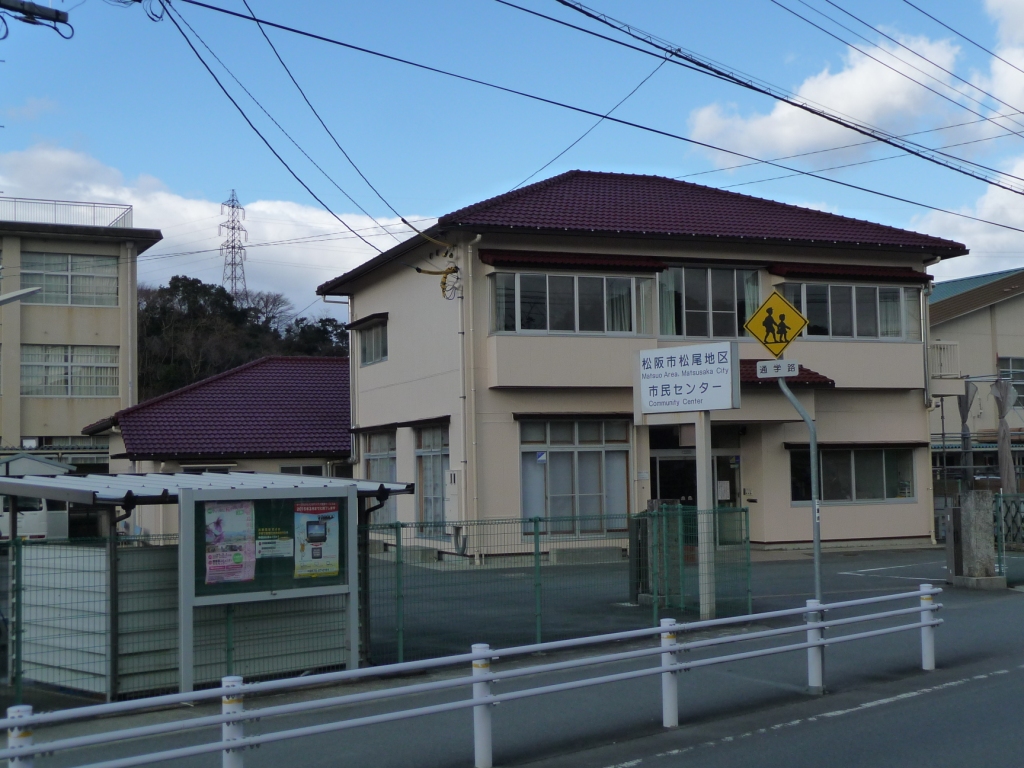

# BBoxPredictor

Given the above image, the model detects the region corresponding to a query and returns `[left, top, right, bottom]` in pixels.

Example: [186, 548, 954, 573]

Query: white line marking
[838, 572, 946, 580]
[843, 562, 945, 573]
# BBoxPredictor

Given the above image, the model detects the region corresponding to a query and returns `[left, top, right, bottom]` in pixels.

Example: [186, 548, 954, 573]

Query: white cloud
[914, 154, 1024, 282]
[2, 97, 58, 123]
[689, 35, 962, 165]
[986, 0, 1024, 47]
[0, 145, 432, 320]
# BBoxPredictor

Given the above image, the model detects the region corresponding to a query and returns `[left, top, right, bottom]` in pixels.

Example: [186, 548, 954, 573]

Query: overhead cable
[166, 5, 383, 253]
[553, 0, 1024, 195]
[239, 0, 403, 244]
[168, 0, 1024, 237]
[900, 0, 1024, 79]
[769, 0, 1024, 137]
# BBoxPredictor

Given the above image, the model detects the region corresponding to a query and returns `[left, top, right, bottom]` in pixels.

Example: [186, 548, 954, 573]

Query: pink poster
[204, 500, 256, 584]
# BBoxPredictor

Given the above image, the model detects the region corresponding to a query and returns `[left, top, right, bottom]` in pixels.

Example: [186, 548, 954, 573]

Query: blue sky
[2, 0, 1023, 315]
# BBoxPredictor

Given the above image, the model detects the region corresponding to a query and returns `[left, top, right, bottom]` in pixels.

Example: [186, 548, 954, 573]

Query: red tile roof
[441, 171, 966, 254]
[740, 361, 834, 387]
[83, 357, 351, 460]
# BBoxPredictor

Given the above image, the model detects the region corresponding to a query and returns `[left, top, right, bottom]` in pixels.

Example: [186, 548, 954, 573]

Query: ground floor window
[520, 420, 630, 532]
[791, 447, 915, 502]
[365, 431, 397, 523]
[416, 426, 449, 525]
[280, 465, 324, 476]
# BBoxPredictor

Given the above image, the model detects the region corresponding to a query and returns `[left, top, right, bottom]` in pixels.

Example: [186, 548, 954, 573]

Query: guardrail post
[394, 522, 404, 664]
[806, 599, 823, 695]
[533, 517, 542, 644]
[472, 643, 493, 768]
[660, 618, 679, 728]
[920, 584, 936, 671]
[7, 704, 33, 768]
[221, 676, 244, 768]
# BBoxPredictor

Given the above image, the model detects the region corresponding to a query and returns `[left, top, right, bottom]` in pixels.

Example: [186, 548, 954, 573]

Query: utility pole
[220, 190, 248, 301]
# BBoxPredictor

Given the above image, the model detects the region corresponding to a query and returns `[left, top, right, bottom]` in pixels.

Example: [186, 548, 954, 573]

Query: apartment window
[365, 431, 397, 523]
[21, 345, 119, 397]
[520, 420, 629, 533]
[280, 465, 324, 476]
[782, 284, 921, 340]
[416, 427, 449, 525]
[658, 267, 759, 338]
[997, 358, 1024, 406]
[21, 253, 118, 307]
[490, 273, 654, 335]
[360, 322, 388, 366]
[790, 447, 915, 502]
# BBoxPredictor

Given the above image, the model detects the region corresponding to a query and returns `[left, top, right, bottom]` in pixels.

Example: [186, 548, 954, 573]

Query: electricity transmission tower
[220, 190, 248, 300]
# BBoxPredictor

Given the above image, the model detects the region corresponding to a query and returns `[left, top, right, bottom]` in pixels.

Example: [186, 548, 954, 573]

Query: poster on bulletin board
[294, 501, 340, 578]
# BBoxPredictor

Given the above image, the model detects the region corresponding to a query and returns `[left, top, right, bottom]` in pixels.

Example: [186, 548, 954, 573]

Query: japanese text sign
[743, 291, 807, 359]
[636, 342, 739, 414]
[756, 360, 800, 378]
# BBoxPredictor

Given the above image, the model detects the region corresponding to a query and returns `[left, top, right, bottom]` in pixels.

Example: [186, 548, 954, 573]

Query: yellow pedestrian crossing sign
[744, 291, 807, 358]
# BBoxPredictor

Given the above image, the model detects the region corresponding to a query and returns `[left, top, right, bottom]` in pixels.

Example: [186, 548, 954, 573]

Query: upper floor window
[658, 267, 759, 338]
[21, 253, 119, 307]
[781, 283, 922, 340]
[491, 273, 654, 335]
[360, 322, 388, 366]
[21, 345, 119, 397]
[997, 357, 1024, 406]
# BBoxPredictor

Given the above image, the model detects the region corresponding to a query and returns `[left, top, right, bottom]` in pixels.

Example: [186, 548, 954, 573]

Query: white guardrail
[2, 586, 942, 768]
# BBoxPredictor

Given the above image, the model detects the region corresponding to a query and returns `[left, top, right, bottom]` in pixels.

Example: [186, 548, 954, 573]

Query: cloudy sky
[2, 0, 1024, 318]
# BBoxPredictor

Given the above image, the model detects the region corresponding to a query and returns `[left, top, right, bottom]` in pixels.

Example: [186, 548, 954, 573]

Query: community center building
[319, 171, 968, 548]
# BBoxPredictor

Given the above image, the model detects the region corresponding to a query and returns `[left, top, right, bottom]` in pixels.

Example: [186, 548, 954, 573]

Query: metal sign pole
[777, 377, 822, 602]
[694, 410, 715, 620]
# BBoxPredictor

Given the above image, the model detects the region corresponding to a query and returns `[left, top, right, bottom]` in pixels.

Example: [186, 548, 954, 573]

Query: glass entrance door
[714, 455, 744, 545]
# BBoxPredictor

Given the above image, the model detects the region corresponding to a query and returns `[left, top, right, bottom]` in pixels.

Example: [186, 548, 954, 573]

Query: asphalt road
[28, 548, 1024, 768]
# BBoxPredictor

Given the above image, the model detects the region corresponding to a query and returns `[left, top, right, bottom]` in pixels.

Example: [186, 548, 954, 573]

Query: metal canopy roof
[0, 472, 414, 506]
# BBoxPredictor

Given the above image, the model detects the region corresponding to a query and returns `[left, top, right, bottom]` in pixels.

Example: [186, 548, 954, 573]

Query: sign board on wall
[636, 341, 740, 415]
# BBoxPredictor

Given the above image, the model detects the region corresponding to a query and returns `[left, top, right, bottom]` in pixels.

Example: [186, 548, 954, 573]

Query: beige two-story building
[0, 197, 161, 470]
[319, 171, 968, 548]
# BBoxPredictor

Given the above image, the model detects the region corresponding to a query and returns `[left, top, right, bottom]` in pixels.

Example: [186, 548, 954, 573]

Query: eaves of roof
[930, 271, 1024, 326]
[0, 220, 163, 254]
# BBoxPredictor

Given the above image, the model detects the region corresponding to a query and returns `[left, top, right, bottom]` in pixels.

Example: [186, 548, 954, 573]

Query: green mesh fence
[995, 494, 1024, 586]
[361, 507, 751, 665]
[0, 534, 351, 705]
[632, 506, 752, 622]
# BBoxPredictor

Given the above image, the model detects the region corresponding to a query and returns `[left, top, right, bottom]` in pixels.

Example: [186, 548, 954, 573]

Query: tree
[138, 277, 347, 400]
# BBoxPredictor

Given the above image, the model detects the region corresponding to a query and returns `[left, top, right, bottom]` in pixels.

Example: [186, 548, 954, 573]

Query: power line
[493, 0, 1024, 182]
[820, 0, 1024, 128]
[159, 2, 384, 256]
[239, 0, 402, 244]
[554, 0, 1024, 195]
[900, 0, 1024, 79]
[511, 55, 668, 191]
[171, 0, 1024, 237]
[167, 5, 384, 254]
[769, 0, 1024, 138]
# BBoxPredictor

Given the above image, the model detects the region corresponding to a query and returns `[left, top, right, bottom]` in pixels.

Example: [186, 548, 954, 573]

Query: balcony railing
[929, 341, 961, 378]
[0, 196, 132, 228]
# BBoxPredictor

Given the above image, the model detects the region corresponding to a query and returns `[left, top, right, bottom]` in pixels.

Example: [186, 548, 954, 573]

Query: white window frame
[20, 252, 119, 307]
[789, 446, 917, 504]
[20, 345, 120, 397]
[364, 432, 397, 523]
[782, 282, 922, 341]
[519, 420, 631, 535]
[360, 322, 388, 366]
[416, 426, 449, 526]
[489, 272, 655, 337]
[997, 357, 1024, 407]
[656, 266, 761, 340]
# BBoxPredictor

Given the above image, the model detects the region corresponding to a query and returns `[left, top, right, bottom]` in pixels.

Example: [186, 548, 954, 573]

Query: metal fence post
[225, 604, 235, 677]
[660, 618, 679, 728]
[7, 704, 33, 768]
[532, 517, 542, 644]
[13, 537, 23, 705]
[394, 522, 404, 664]
[675, 509, 684, 612]
[221, 675, 244, 768]
[472, 643, 493, 768]
[920, 584, 936, 671]
[806, 599, 823, 695]
[744, 508, 753, 615]
[651, 512, 660, 626]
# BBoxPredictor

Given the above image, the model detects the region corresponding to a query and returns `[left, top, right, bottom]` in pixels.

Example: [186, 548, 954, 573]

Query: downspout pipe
[461, 235, 482, 523]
